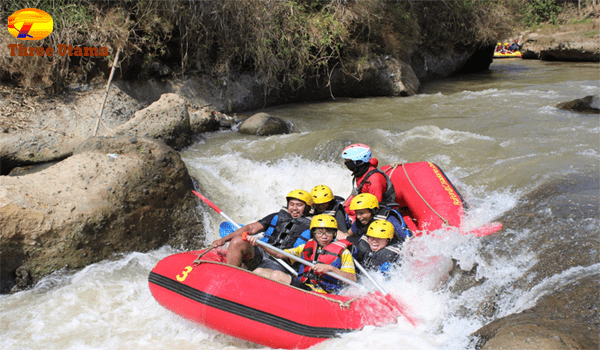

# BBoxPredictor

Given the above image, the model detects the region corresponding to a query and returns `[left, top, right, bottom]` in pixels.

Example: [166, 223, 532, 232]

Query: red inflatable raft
[149, 248, 411, 349]
[381, 162, 501, 237]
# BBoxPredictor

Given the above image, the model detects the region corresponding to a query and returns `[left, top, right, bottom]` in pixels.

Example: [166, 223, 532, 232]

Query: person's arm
[312, 249, 356, 282]
[337, 226, 353, 240]
[312, 264, 356, 282]
[362, 172, 386, 202]
[335, 209, 349, 233]
[211, 221, 264, 247]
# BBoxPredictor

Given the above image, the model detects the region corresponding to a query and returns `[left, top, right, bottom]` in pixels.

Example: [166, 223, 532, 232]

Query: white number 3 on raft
[176, 266, 193, 282]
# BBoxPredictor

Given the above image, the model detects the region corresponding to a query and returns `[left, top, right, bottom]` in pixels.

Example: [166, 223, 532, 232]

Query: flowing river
[2, 60, 598, 350]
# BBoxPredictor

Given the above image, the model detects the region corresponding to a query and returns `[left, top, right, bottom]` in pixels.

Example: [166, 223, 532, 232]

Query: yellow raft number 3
[176, 266, 193, 282]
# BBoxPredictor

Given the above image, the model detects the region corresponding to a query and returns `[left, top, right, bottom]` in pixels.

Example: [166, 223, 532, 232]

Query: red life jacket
[298, 239, 352, 292]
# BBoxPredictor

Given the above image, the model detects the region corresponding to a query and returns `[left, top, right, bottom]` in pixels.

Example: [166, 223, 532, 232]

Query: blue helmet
[341, 143, 371, 163]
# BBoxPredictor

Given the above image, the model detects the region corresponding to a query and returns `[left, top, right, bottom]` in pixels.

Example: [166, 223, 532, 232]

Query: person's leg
[226, 236, 255, 267]
[270, 270, 293, 284]
[253, 267, 275, 278]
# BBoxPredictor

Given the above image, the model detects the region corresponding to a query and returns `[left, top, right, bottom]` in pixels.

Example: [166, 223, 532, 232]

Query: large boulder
[115, 93, 192, 150]
[0, 136, 206, 293]
[238, 112, 290, 136]
[0, 85, 142, 175]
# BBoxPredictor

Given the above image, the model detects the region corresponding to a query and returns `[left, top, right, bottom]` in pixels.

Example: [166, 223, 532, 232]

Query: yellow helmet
[286, 189, 314, 206]
[497, 42, 501, 46]
[311, 185, 334, 205]
[367, 220, 394, 239]
[310, 214, 338, 230]
[504, 42, 509, 46]
[349, 193, 379, 211]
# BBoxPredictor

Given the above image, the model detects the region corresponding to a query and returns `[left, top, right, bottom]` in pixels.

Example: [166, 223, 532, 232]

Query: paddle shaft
[192, 190, 238, 225]
[191, 190, 298, 276]
[243, 232, 369, 292]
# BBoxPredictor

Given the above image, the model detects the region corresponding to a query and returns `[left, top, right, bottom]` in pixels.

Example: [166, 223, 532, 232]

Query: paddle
[191, 190, 298, 276]
[219, 221, 240, 238]
[243, 232, 417, 325]
[242, 232, 368, 291]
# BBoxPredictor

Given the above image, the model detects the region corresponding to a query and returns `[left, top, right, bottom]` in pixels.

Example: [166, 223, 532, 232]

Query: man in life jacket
[341, 143, 397, 217]
[211, 189, 313, 273]
[354, 220, 403, 275]
[310, 184, 349, 234]
[248, 214, 356, 293]
[340, 193, 411, 245]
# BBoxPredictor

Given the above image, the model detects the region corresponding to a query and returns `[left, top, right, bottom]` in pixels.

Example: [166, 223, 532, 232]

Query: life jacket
[298, 239, 352, 293]
[263, 208, 312, 249]
[355, 235, 402, 273]
[353, 207, 412, 242]
[319, 197, 350, 230]
[352, 166, 397, 207]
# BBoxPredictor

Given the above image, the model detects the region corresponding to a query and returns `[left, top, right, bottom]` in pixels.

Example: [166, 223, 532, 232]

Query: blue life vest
[263, 208, 311, 249]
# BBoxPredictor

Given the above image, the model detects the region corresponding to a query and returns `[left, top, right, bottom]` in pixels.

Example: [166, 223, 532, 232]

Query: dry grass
[1, 0, 513, 94]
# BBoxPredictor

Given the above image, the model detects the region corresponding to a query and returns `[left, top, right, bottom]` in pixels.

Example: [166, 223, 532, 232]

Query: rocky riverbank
[519, 18, 600, 61]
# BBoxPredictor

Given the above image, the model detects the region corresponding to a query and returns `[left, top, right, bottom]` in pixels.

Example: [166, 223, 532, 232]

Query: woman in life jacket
[339, 193, 412, 245]
[310, 184, 349, 233]
[248, 214, 356, 294]
[355, 220, 403, 275]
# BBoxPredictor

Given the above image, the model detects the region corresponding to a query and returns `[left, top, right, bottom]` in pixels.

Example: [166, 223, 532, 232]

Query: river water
[2, 60, 598, 350]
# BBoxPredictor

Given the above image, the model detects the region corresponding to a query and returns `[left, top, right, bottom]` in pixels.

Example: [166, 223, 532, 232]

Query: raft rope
[191, 258, 363, 309]
[192, 246, 216, 265]
[388, 163, 450, 226]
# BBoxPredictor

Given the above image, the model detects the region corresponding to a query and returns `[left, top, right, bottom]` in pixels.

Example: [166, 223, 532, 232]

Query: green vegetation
[520, 0, 563, 26]
[0, 0, 594, 93]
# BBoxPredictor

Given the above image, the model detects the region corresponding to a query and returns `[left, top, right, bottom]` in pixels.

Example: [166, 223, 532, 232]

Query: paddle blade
[375, 292, 418, 327]
[464, 222, 503, 237]
[219, 221, 240, 237]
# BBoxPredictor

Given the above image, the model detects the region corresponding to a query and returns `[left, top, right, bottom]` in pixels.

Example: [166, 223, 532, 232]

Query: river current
[2, 60, 598, 350]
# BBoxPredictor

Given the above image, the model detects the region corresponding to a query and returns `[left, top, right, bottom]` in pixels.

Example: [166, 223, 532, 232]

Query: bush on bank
[3, 0, 576, 93]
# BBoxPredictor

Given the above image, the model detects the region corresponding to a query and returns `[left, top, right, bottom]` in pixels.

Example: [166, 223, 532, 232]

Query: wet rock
[470, 171, 600, 350]
[473, 272, 600, 350]
[189, 107, 226, 134]
[556, 95, 600, 113]
[238, 112, 290, 136]
[476, 323, 586, 350]
[0, 136, 206, 294]
[115, 93, 191, 150]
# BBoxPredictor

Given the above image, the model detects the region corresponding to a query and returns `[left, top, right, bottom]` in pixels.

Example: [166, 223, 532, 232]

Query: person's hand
[246, 234, 259, 246]
[336, 231, 349, 240]
[312, 263, 334, 276]
[211, 237, 227, 248]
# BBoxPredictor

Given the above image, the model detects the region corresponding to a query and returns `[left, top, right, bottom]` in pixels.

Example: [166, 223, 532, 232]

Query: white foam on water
[495, 263, 600, 318]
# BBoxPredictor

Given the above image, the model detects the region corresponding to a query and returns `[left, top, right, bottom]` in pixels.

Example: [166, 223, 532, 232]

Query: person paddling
[211, 189, 313, 273]
[247, 214, 356, 294]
